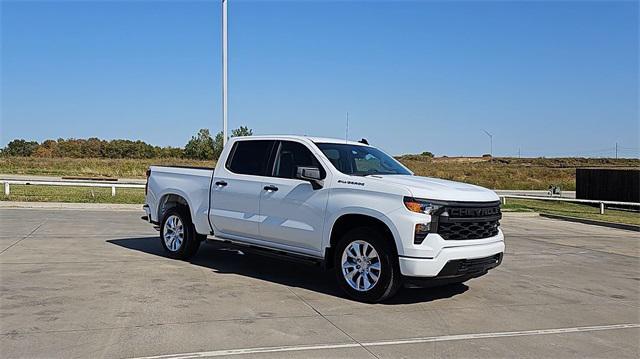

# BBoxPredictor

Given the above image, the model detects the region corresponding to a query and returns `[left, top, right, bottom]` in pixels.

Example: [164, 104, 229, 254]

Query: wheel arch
[324, 212, 401, 269]
[157, 191, 192, 222]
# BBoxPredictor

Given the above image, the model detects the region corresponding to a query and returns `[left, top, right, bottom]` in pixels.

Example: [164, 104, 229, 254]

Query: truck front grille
[432, 201, 502, 241]
[437, 220, 500, 241]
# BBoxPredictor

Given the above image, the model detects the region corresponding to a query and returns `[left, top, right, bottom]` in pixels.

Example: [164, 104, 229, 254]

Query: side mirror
[296, 166, 323, 189]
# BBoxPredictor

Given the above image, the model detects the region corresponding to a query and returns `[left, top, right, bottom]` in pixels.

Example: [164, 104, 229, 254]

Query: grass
[1, 155, 639, 217]
[397, 156, 639, 191]
[2, 156, 638, 190]
[0, 157, 213, 179]
[503, 198, 640, 226]
[1, 184, 145, 204]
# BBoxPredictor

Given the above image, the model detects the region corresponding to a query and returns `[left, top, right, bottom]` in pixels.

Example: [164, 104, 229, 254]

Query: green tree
[213, 131, 225, 159]
[2, 139, 39, 156]
[232, 126, 253, 137]
[211, 126, 254, 159]
[184, 129, 215, 160]
[420, 151, 434, 158]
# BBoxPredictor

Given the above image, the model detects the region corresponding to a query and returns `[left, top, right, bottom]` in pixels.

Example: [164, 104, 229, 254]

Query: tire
[333, 227, 402, 303]
[159, 206, 202, 260]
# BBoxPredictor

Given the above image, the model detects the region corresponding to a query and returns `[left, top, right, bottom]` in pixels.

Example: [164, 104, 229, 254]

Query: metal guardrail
[2, 179, 638, 214]
[500, 195, 640, 215]
[2, 179, 145, 197]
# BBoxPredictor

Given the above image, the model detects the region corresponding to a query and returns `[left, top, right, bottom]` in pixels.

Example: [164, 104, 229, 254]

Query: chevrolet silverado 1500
[143, 135, 504, 302]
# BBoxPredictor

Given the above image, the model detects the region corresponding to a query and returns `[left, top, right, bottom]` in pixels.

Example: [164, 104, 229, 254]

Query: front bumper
[403, 253, 502, 288]
[398, 239, 504, 277]
[387, 202, 505, 279]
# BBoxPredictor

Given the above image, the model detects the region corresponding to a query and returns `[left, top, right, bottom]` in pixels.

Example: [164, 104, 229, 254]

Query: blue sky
[1, 0, 638, 157]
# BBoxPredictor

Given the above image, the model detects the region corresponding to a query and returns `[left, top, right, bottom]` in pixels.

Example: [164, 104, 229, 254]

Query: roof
[233, 135, 369, 146]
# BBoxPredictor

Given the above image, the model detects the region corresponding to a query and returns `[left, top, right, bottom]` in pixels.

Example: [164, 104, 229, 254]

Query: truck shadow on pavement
[108, 236, 468, 305]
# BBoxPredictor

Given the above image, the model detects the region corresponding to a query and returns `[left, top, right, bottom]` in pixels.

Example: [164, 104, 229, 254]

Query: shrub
[184, 129, 215, 160]
[2, 139, 39, 157]
[2, 126, 252, 159]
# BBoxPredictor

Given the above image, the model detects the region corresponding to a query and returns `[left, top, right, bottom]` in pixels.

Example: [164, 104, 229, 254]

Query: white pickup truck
[143, 135, 504, 302]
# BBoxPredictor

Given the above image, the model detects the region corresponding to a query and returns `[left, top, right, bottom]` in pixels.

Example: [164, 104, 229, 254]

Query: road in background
[495, 190, 576, 199]
[0, 209, 637, 358]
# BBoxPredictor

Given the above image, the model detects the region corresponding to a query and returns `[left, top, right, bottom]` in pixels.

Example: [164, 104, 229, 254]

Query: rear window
[226, 140, 274, 176]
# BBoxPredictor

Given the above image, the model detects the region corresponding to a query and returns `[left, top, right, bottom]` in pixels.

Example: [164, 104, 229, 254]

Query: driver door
[258, 140, 330, 254]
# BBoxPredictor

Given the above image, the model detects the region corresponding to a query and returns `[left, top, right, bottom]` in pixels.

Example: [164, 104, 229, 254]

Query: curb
[539, 213, 640, 232]
[0, 201, 142, 212]
[502, 211, 539, 217]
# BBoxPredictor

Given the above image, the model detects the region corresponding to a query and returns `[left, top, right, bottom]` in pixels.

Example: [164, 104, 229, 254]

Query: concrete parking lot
[0, 208, 638, 358]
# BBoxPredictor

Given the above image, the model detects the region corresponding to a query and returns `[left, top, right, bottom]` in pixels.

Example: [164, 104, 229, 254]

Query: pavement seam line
[285, 287, 381, 359]
[125, 323, 640, 359]
[0, 219, 47, 255]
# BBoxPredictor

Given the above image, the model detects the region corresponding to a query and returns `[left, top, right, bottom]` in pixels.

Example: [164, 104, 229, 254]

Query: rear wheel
[160, 206, 202, 259]
[334, 227, 402, 303]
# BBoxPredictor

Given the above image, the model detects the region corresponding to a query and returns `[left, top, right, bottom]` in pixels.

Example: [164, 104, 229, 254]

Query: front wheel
[334, 227, 402, 303]
[160, 206, 202, 260]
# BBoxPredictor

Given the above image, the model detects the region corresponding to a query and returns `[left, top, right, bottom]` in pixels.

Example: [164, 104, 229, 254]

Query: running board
[204, 237, 325, 267]
[141, 215, 160, 230]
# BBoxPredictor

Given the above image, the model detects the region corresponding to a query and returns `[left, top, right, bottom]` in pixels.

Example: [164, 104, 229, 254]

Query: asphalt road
[0, 209, 638, 358]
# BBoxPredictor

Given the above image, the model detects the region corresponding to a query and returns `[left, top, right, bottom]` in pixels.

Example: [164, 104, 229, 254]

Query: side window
[226, 140, 274, 176]
[273, 141, 325, 179]
[320, 147, 351, 173]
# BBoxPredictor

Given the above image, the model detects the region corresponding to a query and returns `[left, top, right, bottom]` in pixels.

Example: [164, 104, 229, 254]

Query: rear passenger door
[258, 140, 330, 254]
[210, 140, 275, 239]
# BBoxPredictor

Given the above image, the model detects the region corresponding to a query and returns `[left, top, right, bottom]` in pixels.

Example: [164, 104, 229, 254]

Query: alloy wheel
[163, 215, 184, 252]
[341, 240, 382, 291]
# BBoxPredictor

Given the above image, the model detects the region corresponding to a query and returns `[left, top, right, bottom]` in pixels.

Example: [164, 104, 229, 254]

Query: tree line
[1, 126, 253, 160]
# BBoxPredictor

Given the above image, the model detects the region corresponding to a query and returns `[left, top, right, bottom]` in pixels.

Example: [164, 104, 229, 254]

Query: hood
[373, 175, 499, 202]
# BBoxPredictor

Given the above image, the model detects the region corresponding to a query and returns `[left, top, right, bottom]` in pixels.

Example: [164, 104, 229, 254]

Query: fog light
[414, 223, 430, 244]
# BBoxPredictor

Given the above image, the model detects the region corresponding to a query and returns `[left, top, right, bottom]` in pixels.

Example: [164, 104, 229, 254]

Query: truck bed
[146, 165, 214, 235]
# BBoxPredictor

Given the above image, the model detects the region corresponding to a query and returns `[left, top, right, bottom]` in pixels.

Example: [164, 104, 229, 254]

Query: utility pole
[345, 112, 349, 143]
[615, 142, 618, 159]
[482, 129, 493, 157]
[518, 148, 521, 159]
[222, 0, 228, 146]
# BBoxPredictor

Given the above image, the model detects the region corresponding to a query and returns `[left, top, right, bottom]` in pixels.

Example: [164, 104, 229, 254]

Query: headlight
[403, 197, 443, 215]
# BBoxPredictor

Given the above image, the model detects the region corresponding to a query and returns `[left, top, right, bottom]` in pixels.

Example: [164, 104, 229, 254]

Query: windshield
[315, 143, 411, 176]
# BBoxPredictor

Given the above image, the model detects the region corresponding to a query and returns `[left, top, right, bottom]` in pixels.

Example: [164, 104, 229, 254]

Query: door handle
[215, 180, 228, 187]
[263, 185, 279, 192]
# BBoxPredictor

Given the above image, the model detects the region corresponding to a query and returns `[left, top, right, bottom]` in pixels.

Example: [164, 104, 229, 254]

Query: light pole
[222, 0, 228, 146]
[482, 129, 493, 157]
